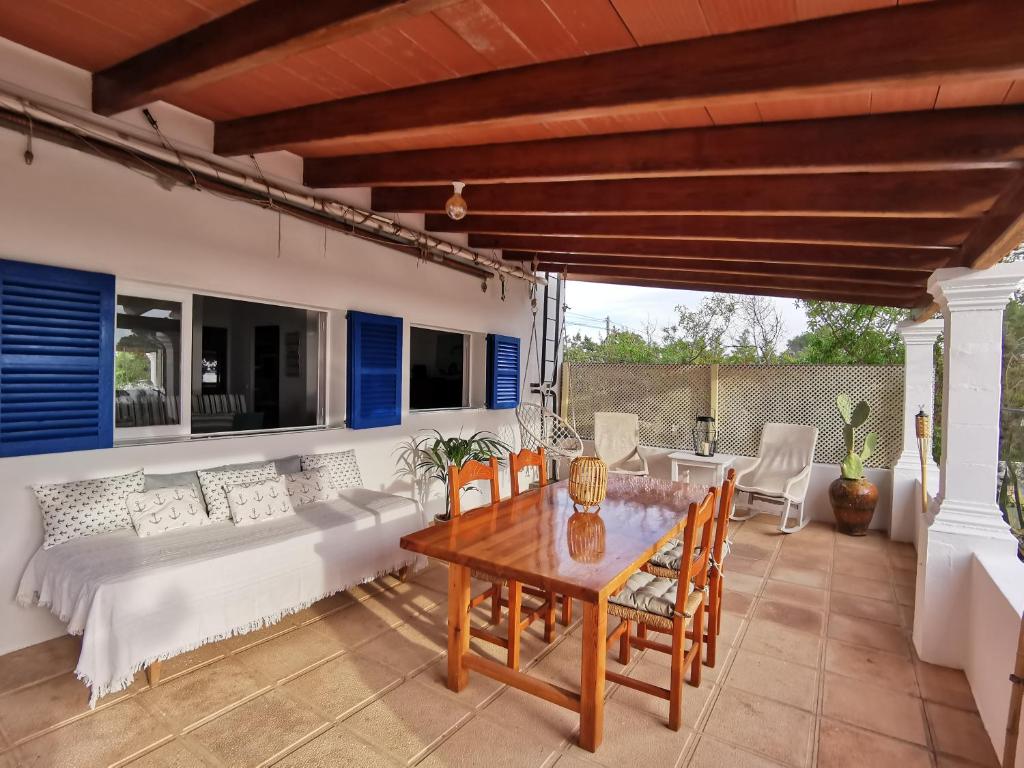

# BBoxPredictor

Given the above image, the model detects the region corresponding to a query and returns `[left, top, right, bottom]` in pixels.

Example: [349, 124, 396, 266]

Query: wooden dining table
[399, 474, 711, 752]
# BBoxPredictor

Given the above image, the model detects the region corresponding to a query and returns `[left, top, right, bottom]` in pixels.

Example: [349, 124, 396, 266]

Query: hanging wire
[20, 101, 33, 165]
[142, 108, 200, 190]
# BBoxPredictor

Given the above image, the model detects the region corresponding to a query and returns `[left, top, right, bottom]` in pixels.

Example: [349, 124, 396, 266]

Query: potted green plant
[411, 429, 511, 522]
[999, 463, 1024, 766]
[828, 393, 879, 536]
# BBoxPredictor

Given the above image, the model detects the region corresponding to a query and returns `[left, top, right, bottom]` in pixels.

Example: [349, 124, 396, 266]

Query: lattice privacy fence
[566, 363, 904, 469]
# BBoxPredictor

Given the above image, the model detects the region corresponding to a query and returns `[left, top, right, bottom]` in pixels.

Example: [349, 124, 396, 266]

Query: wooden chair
[449, 458, 554, 669]
[644, 469, 737, 667]
[605, 487, 718, 731]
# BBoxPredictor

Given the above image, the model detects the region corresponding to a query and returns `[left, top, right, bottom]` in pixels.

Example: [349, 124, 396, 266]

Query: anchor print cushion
[33, 469, 145, 549]
[282, 467, 338, 507]
[125, 486, 210, 537]
[197, 462, 277, 522]
[300, 449, 362, 491]
[224, 477, 296, 526]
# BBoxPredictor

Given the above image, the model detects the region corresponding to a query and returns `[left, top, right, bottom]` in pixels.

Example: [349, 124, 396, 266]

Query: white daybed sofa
[18, 466, 426, 707]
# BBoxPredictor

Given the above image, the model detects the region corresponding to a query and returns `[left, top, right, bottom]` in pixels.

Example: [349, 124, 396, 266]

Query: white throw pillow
[225, 477, 295, 526]
[33, 469, 144, 549]
[282, 467, 338, 507]
[198, 462, 277, 522]
[125, 486, 210, 537]
[300, 450, 362, 491]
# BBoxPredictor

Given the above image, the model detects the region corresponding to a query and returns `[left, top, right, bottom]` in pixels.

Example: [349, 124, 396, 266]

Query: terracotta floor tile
[141, 657, 266, 731]
[724, 571, 765, 595]
[833, 554, 890, 579]
[715, 611, 747, 648]
[612, 655, 717, 726]
[776, 548, 833, 573]
[409, 562, 451, 594]
[925, 701, 999, 766]
[312, 600, 403, 648]
[827, 614, 911, 657]
[726, 649, 818, 711]
[283, 652, 402, 721]
[752, 599, 825, 636]
[824, 639, 919, 696]
[483, 687, 580, 748]
[830, 576, 895, 602]
[275, 725, 399, 767]
[829, 592, 903, 626]
[769, 563, 830, 589]
[817, 719, 932, 768]
[234, 625, 344, 684]
[157, 643, 226, 681]
[342, 678, 473, 763]
[731, 541, 778, 561]
[822, 673, 928, 745]
[123, 738, 216, 767]
[0, 635, 80, 695]
[290, 592, 358, 625]
[895, 583, 916, 607]
[356, 620, 447, 675]
[835, 531, 889, 552]
[741, 619, 823, 668]
[566, 698, 694, 768]
[14, 698, 172, 768]
[722, 590, 755, 616]
[420, 713, 557, 768]
[834, 545, 890, 568]
[0, 670, 137, 744]
[892, 566, 917, 586]
[416, 657, 505, 709]
[704, 687, 814, 767]
[686, 735, 788, 767]
[189, 689, 328, 766]
[730, 556, 772, 578]
[915, 658, 976, 711]
[217, 619, 298, 654]
[762, 580, 828, 610]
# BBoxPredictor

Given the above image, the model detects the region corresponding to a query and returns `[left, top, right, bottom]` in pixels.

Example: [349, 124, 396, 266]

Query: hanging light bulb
[445, 181, 467, 221]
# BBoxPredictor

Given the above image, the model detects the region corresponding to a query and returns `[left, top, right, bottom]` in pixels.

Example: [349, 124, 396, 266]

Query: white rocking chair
[594, 412, 649, 476]
[732, 423, 818, 534]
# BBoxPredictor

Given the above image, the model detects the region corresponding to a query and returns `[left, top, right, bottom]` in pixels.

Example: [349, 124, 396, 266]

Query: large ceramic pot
[829, 477, 879, 536]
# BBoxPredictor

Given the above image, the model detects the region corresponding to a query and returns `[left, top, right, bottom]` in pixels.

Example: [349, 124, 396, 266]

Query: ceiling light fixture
[446, 181, 467, 221]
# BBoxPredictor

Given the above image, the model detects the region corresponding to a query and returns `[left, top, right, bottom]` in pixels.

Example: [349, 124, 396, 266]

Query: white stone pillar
[914, 265, 1024, 666]
[889, 319, 942, 543]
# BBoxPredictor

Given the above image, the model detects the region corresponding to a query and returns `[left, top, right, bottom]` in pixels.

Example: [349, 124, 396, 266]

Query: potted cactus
[828, 393, 880, 536]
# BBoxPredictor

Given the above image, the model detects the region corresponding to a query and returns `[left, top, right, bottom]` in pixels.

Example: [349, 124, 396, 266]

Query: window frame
[114, 280, 329, 444]
[408, 323, 474, 413]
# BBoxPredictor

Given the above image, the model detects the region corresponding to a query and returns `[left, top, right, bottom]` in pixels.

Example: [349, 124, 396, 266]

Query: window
[191, 295, 325, 434]
[410, 326, 469, 410]
[115, 295, 182, 428]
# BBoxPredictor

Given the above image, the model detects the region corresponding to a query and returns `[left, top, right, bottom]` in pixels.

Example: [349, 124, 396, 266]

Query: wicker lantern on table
[568, 456, 607, 513]
[567, 511, 606, 563]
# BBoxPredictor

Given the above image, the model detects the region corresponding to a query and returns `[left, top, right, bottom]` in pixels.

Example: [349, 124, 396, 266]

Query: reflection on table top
[400, 475, 711, 601]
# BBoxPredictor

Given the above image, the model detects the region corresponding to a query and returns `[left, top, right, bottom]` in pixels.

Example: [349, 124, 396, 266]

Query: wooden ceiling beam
[425, 214, 973, 249]
[93, 0, 458, 116]
[216, 0, 1024, 154]
[565, 274, 923, 308]
[482, 237, 948, 271]
[304, 108, 1024, 187]
[516, 255, 925, 287]
[372, 170, 1014, 217]
[957, 172, 1024, 268]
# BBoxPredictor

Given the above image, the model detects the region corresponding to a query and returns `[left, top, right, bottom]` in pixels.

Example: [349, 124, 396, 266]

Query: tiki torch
[915, 408, 930, 514]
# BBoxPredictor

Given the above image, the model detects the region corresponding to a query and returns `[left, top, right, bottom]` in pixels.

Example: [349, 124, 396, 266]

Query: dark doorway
[253, 325, 280, 428]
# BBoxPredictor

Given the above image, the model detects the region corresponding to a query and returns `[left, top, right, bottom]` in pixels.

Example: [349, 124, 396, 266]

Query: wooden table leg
[579, 598, 607, 752]
[447, 563, 471, 692]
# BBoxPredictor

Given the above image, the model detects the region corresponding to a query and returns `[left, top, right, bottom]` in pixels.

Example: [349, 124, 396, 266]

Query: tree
[794, 301, 911, 364]
[115, 351, 152, 389]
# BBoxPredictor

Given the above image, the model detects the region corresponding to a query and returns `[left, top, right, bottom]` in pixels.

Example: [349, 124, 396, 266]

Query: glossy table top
[400, 476, 711, 601]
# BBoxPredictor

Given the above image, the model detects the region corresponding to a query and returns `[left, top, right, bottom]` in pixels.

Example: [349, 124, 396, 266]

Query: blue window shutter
[347, 310, 402, 429]
[0, 259, 114, 457]
[487, 334, 520, 410]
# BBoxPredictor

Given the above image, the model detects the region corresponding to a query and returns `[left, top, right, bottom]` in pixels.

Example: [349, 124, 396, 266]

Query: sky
[563, 281, 809, 348]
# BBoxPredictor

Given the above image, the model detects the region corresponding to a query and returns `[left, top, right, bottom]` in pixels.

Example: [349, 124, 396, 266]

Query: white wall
[0, 126, 540, 655]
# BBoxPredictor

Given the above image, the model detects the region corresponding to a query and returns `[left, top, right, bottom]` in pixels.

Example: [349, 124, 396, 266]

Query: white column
[915, 264, 1024, 666]
[889, 319, 942, 543]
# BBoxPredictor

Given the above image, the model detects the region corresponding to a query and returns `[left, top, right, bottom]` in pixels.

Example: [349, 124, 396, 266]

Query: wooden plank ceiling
[3, 0, 1024, 307]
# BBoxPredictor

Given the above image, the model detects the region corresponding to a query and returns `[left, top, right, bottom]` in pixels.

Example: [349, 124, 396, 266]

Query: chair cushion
[648, 539, 731, 572]
[609, 571, 703, 619]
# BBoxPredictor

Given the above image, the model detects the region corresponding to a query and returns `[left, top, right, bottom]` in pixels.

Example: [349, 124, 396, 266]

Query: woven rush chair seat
[609, 571, 704, 632]
[472, 568, 507, 584]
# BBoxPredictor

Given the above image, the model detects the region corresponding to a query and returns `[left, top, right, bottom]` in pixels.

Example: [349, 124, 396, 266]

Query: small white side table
[668, 451, 735, 486]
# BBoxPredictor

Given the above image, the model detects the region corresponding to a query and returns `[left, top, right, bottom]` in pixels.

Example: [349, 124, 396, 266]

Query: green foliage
[114, 351, 152, 389]
[837, 393, 877, 480]
[410, 430, 512, 520]
[795, 302, 911, 364]
[999, 462, 1024, 561]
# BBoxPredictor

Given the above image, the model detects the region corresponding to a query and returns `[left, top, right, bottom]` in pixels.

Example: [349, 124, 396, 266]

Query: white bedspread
[17, 488, 426, 706]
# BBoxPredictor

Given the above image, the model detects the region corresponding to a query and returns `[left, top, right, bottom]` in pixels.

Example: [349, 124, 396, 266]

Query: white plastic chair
[594, 412, 649, 476]
[732, 423, 818, 533]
